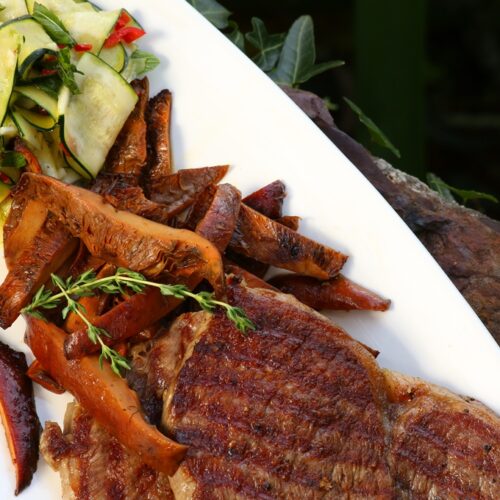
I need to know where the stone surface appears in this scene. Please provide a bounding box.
[284,87,500,343]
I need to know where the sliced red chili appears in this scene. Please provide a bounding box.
[0,173,13,185]
[115,10,132,30]
[74,43,93,52]
[104,27,145,48]
[57,44,66,49]
[59,143,70,156]
[40,68,57,76]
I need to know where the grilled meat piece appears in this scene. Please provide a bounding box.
[383,370,500,498]
[0,341,41,495]
[146,89,173,194]
[269,273,391,311]
[242,180,286,219]
[164,287,393,498]
[127,284,499,498]
[105,78,149,178]
[13,173,224,294]
[41,402,173,500]
[229,204,348,280]
[195,184,241,253]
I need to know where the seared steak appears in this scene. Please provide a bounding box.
[130,283,499,499]
[41,402,173,500]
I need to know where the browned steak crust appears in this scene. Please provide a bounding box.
[41,402,173,500]
[163,285,393,498]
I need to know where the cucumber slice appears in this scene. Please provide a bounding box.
[25,0,94,15]
[10,108,63,177]
[14,85,58,119]
[62,52,137,178]
[17,107,57,130]
[0,183,11,204]
[0,0,28,22]
[0,17,58,80]
[99,43,127,72]
[0,30,18,126]
[60,9,121,54]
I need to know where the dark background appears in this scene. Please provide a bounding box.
[224,0,500,218]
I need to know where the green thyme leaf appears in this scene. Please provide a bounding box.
[33,2,75,46]
[343,97,401,159]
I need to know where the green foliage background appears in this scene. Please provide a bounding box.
[189,0,500,217]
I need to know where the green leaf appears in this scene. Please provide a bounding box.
[187,0,231,29]
[57,47,81,95]
[121,49,160,82]
[245,17,285,72]
[33,2,75,46]
[270,16,314,86]
[299,60,344,82]
[226,21,244,51]
[0,5,6,13]
[427,173,498,206]
[270,15,342,86]
[0,151,26,168]
[343,97,401,159]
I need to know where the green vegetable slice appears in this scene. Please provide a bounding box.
[0,29,18,126]
[62,52,137,178]
[14,85,58,119]
[0,17,58,80]
[0,0,28,22]
[99,42,127,72]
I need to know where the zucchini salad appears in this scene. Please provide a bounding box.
[0,0,159,201]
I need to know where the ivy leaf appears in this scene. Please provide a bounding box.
[0,151,26,168]
[57,47,82,95]
[33,2,75,46]
[271,15,344,86]
[343,97,401,159]
[245,17,285,72]
[427,173,498,206]
[121,49,160,81]
[226,21,244,51]
[187,0,231,29]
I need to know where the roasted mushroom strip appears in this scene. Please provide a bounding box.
[26,317,187,476]
[0,341,40,495]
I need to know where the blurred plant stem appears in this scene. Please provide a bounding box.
[355,0,426,177]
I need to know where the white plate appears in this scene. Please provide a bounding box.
[1,0,499,498]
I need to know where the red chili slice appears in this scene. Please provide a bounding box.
[74,43,93,52]
[40,69,57,76]
[59,143,70,156]
[104,27,145,48]
[115,10,132,30]
[0,173,13,186]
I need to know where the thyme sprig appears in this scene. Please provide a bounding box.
[22,268,255,375]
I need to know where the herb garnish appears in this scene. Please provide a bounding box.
[33,2,76,47]
[22,267,255,376]
[0,151,26,168]
[57,47,82,95]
